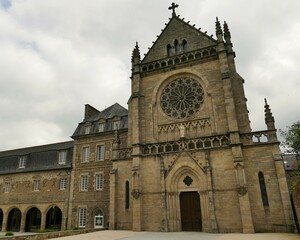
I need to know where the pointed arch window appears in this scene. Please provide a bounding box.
[125,181,130,209]
[167,44,172,57]
[258,171,269,207]
[174,39,180,54]
[182,39,188,53]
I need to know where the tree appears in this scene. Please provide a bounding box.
[280,120,300,154]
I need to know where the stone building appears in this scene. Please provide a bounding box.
[283,154,300,231]
[0,141,73,232]
[0,3,296,233]
[68,103,128,229]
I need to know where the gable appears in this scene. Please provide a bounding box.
[142,17,217,64]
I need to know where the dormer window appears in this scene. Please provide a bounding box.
[58,150,67,165]
[84,125,91,134]
[113,120,120,130]
[98,122,105,132]
[18,156,27,168]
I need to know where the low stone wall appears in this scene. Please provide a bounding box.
[1,228,107,240]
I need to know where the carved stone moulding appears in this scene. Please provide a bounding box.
[236,186,247,196]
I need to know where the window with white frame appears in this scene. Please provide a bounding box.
[33,180,40,191]
[82,147,90,162]
[95,174,103,191]
[112,120,120,130]
[4,182,11,193]
[84,125,91,134]
[59,178,67,190]
[18,156,27,168]
[94,210,104,228]
[58,150,67,164]
[98,122,105,132]
[96,145,105,161]
[81,175,88,191]
[78,208,87,228]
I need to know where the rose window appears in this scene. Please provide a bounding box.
[160,78,204,119]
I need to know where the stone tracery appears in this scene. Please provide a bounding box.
[160,78,204,119]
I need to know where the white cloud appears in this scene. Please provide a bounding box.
[0,0,299,150]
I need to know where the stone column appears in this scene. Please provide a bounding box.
[109,168,117,229]
[205,151,218,232]
[20,212,26,232]
[231,132,254,233]
[40,211,46,230]
[2,211,7,232]
[132,157,142,231]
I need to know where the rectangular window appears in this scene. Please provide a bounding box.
[82,147,90,162]
[78,208,87,228]
[59,178,67,190]
[4,182,11,193]
[81,175,88,191]
[33,180,40,191]
[96,145,105,161]
[95,174,103,191]
[98,123,105,132]
[84,125,91,134]
[58,150,67,164]
[18,156,27,168]
[113,120,120,130]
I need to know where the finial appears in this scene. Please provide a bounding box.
[223,21,231,42]
[215,17,223,42]
[264,98,275,129]
[168,2,179,17]
[131,41,140,62]
[131,42,141,73]
[264,98,277,140]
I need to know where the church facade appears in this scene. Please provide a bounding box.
[0,4,295,233]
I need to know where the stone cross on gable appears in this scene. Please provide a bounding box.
[168,2,179,16]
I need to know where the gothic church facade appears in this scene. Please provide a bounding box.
[0,4,295,233]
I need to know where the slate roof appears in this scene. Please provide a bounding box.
[283,154,300,171]
[0,141,74,175]
[72,103,128,138]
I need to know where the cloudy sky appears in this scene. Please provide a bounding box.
[0,0,299,151]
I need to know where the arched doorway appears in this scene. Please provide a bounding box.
[25,207,41,232]
[0,208,3,231]
[94,209,104,229]
[45,206,62,230]
[7,208,21,232]
[164,152,210,232]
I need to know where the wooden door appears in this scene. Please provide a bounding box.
[180,191,202,231]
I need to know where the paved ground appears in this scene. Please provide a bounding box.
[51,230,299,240]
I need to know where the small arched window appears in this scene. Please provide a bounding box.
[174,39,180,54]
[125,181,130,209]
[258,172,269,207]
[182,39,188,53]
[167,44,172,57]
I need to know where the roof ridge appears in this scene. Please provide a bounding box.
[0,140,74,157]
